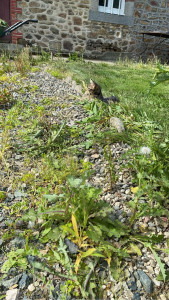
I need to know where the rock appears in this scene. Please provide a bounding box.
[15,219,27,229]
[127,277,137,291]
[14,190,24,198]
[6,288,19,300]
[15,155,23,160]
[7,193,14,200]
[27,283,35,292]
[19,272,31,289]
[109,212,118,222]
[0,221,7,229]
[109,117,125,133]
[64,238,79,254]
[153,278,161,287]
[160,294,167,300]
[2,274,22,288]
[91,153,100,159]
[132,293,141,300]
[137,270,154,293]
[11,237,26,248]
[27,255,36,265]
[28,221,35,229]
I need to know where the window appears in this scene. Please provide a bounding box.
[98,0,125,15]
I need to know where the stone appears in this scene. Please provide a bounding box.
[6,289,19,300]
[127,277,137,292]
[50,27,59,35]
[37,14,47,21]
[160,294,167,300]
[65,238,78,254]
[28,283,35,292]
[109,117,125,133]
[14,190,24,198]
[11,237,26,248]
[91,153,100,159]
[153,278,161,287]
[2,274,22,289]
[63,41,73,51]
[19,272,31,289]
[137,270,154,293]
[132,293,141,300]
[73,17,82,26]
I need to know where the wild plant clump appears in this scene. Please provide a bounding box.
[0,55,169,299]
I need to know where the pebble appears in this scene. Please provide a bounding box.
[160,294,167,300]
[153,278,161,287]
[27,283,35,292]
[6,288,19,300]
[132,293,141,300]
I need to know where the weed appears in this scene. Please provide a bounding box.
[0,87,14,108]
[68,52,84,62]
[15,47,31,75]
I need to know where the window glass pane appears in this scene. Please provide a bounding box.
[99,0,108,7]
[113,0,119,9]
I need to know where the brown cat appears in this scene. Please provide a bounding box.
[87,79,119,104]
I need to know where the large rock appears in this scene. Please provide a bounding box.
[110,117,125,133]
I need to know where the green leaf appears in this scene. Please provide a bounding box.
[156,271,169,282]
[43,194,59,202]
[47,227,61,241]
[150,247,166,282]
[67,176,83,188]
[41,227,51,237]
[128,243,142,256]
[81,248,96,258]
[86,224,102,242]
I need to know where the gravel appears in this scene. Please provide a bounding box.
[0,66,169,299]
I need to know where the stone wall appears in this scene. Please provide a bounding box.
[16,0,169,61]
[131,0,169,61]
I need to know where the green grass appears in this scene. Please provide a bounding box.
[51,58,169,144]
[0,51,169,299]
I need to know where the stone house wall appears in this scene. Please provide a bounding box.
[15,0,169,61]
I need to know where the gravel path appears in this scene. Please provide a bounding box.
[0,66,168,300]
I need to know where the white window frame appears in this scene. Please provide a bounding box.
[98,0,125,15]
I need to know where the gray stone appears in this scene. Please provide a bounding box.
[109,117,125,133]
[19,272,31,289]
[64,238,78,254]
[137,270,154,293]
[0,221,7,229]
[2,274,22,288]
[14,190,24,198]
[50,26,59,35]
[63,41,73,51]
[127,277,137,292]
[132,293,141,300]
[11,237,26,248]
